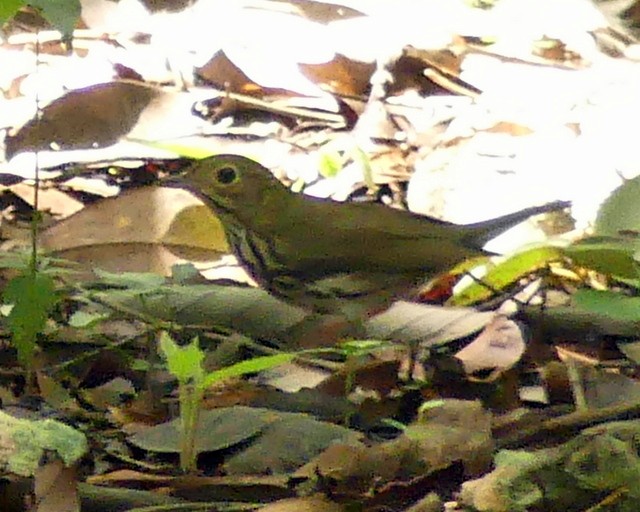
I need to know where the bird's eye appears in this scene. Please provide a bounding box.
[216,166,238,185]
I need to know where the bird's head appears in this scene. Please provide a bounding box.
[181,154,290,217]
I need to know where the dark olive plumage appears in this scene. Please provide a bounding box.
[182,154,569,317]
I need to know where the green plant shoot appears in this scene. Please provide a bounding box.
[158,331,294,472]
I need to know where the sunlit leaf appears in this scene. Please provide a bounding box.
[203,353,295,387]
[158,332,205,383]
[67,310,109,328]
[317,151,343,178]
[451,246,565,306]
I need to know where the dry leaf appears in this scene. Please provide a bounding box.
[455,315,525,379]
[40,187,228,274]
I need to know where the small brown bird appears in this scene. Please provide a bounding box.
[181,154,569,319]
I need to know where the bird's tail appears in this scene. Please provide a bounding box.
[460,200,571,248]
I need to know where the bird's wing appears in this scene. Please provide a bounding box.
[269,200,481,277]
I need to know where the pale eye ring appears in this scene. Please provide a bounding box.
[216,167,237,184]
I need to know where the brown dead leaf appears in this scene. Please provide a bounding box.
[6,81,209,159]
[172,474,291,498]
[299,54,374,97]
[6,81,157,158]
[40,187,228,274]
[296,400,493,496]
[259,495,346,512]
[87,469,174,488]
[316,359,401,397]
[197,50,268,96]
[280,0,363,23]
[34,459,80,512]
[532,36,583,64]
[8,183,83,218]
[455,315,525,380]
[36,373,80,412]
[486,121,534,136]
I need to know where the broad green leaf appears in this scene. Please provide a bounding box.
[130,407,361,475]
[573,289,640,322]
[0,0,24,23]
[223,411,361,475]
[30,0,81,39]
[158,332,204,383]
[451,245,565,306]
[203,353,294,387]
[595,174,640,236]
[566,237,640,280]
[93,284,307,345]
[130,358,151,371]
[128,406,272,454]
[3,271,58,367]
[353,146,375,191]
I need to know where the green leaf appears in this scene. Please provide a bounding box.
[158,332,204,384]
[353,146,375,191]
[128,406,270,454]
[171,263,200,284]
[0,0,24,23]
[202,353,294,388]
[595,175,640,237]
[29,0,81,39]
[68,310,108,328]
[3,271,58,368]
[573,289,640,322]
[317,151,343,178]
[94,269,166,290]
[451,245,566,306]
[566,237,640,280]
[93,284,307,344]
[338,339,387,356]
[130,358,151,371]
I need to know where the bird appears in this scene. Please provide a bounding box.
[179,154,569,320]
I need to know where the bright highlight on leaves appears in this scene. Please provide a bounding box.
[450,245,566,306]
[159,331,295,388]
[159,333,205,383]
[202,352,295,387]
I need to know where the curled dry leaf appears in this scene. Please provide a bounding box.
[40,186,228,274]
[6,80,209,159]
[454,315,525,379]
